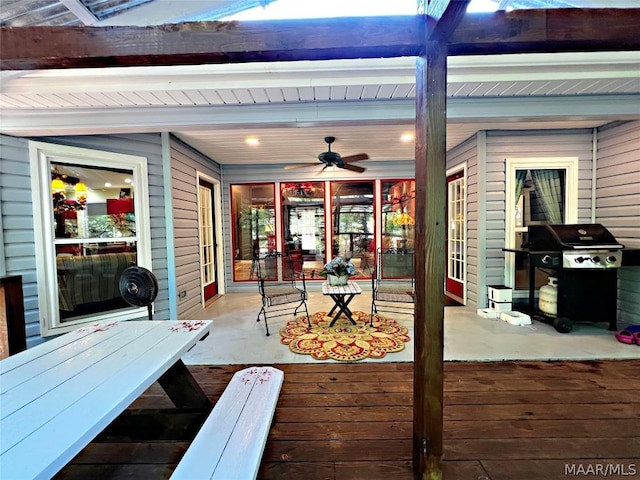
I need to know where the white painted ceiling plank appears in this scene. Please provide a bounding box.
[281,87,300,102]
[199,90,226,105]
[264,88,285,103]
[232,89,255,103]
[392,84,414,98]
[249,89,270,103]
[361,85,380,99]
[298,87,315,101]
[314,86,331,101]
[376,85,397,98]
[216,90,239,104]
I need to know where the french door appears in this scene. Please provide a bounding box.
[199,179,218,301]
[446,170,465,301]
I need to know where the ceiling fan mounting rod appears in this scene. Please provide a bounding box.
[324,136,336,150]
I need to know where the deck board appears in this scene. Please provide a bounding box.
[56,360,640,480]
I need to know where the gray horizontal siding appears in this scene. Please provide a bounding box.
[169,135,221,319]
[596,120,640,326]
[483,129,596,296]
[0,135,40,347]
[447,134,478,306]
[0,133,168,347]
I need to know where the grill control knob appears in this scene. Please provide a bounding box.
[591,256,601,263]
[541,255,552,265]
[575,257,585,263]
[606,255,617,263]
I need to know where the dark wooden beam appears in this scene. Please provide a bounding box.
[425,0,473,41]
[0,16,425,70]
[449,8,640,55]
[2,9,637,70]
[413,39,448,480]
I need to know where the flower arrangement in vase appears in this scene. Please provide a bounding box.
[320,257,356,286]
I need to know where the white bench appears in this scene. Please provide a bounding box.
[171,366,284,480]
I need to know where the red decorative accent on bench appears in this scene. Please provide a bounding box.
[169,320,207,333]
[240,367,273,385]
[76,322,118,333]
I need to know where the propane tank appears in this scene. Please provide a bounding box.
[538,276,558,317]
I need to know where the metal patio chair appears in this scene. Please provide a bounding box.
[256,251,310,336]
[370,247,415,325]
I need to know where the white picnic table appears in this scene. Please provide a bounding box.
[0,319,212,480]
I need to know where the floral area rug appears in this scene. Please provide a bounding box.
[279,311,410,362]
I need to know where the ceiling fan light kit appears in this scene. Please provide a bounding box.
[284,136,370,173]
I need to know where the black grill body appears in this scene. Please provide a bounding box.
[512,224,625,333]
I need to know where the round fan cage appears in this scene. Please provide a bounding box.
[119,266,159,319]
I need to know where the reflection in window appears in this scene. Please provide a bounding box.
[281,183,326,279]
[51,162,138,322]
[381,180,415,251]
[331,181,374,277]
[514,169,566,291]
[231,184,275,281]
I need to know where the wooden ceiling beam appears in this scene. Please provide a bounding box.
[0,16,425,70]
[1,9,639,71]
[425,0,472,41]
[449,8,640,55]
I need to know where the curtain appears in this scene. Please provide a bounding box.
[514,169,527,206]
[531,169,564,224]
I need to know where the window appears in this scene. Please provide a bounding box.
[29,141,152,336]
[505,157,579,292]
[331,181,375,278]
[381,180,415,251]
[230,183,276,281]
[281,182,325,279]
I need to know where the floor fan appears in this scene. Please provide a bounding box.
[119,266,159,320]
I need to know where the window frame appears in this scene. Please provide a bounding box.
[29,141,152,337]
[504,156,579,290]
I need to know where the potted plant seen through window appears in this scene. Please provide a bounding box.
[320,257,356,286]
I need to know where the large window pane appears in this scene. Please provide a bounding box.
[381,180,415,251]
[51,163,139,323]
[331,181,374,277]
[231,183,275,281]
[281,182,325,279]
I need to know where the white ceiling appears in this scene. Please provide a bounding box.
[1,53,639,166]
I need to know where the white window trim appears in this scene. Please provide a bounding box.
[504,156,579,289]
[29,141,152,337]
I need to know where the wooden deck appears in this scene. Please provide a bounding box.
[57,360,640,480]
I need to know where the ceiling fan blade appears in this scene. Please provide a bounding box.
[341,153,369,163]
[284,163,320,170]
[341,163,366,173]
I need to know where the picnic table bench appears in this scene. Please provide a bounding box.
[171,365,284,480]
[0,319,212,479]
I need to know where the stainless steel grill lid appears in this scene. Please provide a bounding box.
[525,224,623,250]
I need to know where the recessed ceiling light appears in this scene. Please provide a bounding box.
[104,182,112,187]
[245,137,260,146]
[124,178,132,184]
[401,132,415,143]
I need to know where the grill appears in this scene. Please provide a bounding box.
[526,223,624,270]
[516,224,625,333]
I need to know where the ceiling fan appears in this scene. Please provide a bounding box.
[284,136,369,173]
